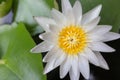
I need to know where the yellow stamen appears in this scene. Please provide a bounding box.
[58,25,87,55]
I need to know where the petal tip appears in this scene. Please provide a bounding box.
[30,49,33,53]
[107,25,112,30]
[111,48,116,52]
[43,67,50,74]
[84,76,90,80]
[33,16,39,21]
[30,48,39,53]
[98,4,102,10]
[51,8,56,12]
[102,65,110,70]
[30,48,36,53]
[60,75,64,79]
[75,0,81,4]
[105,66,110,70]
[42,58,46,62]
[117,34,120,39]
[82,71,90,80]
[34,16,45,22]
[43,70,47,75]
[95,4,102,13]
[39,34,42,39]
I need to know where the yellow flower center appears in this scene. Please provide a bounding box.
[58,25,87,55]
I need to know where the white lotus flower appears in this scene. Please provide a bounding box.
[31,0,120,80]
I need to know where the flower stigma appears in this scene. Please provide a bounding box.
[58,25,87,55]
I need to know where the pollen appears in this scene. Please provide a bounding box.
[58,25,87,55]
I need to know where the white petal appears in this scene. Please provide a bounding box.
[82,48,99,66]
[43,47,58,62]
[61,0,72,15]
[60,55,71,79]
[44,50,66,70]
[69,67,80,80]
[79,56,90,79]
[73,1,82,24]
[88,25,112,42]
[39,32,57,43]
[34,17,56,32]
[71,55,79,77]
[49,24,60,34]
[88,34,104,42]
[44,59,55,74]
[89,42,115,52]
[53,50,66,68]
[94,52,109,70]
[103,32,120,42]
[43,48,64,74]
[51,9,67,27]
[83,17,100,32]
[81,5,102,25]
[89,25,112,35]
[61,0,75,24]
[66,9,75,25]
[30,41,53,53]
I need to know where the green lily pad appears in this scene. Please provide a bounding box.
[13,0,55,35]
[0,23,46,80]
[70,0,120,32]
[0,0,12,17]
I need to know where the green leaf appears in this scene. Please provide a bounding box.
[0,23,46,80]
[13,0,55,35]
[0,0,12,17]
[70,0,120,32]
